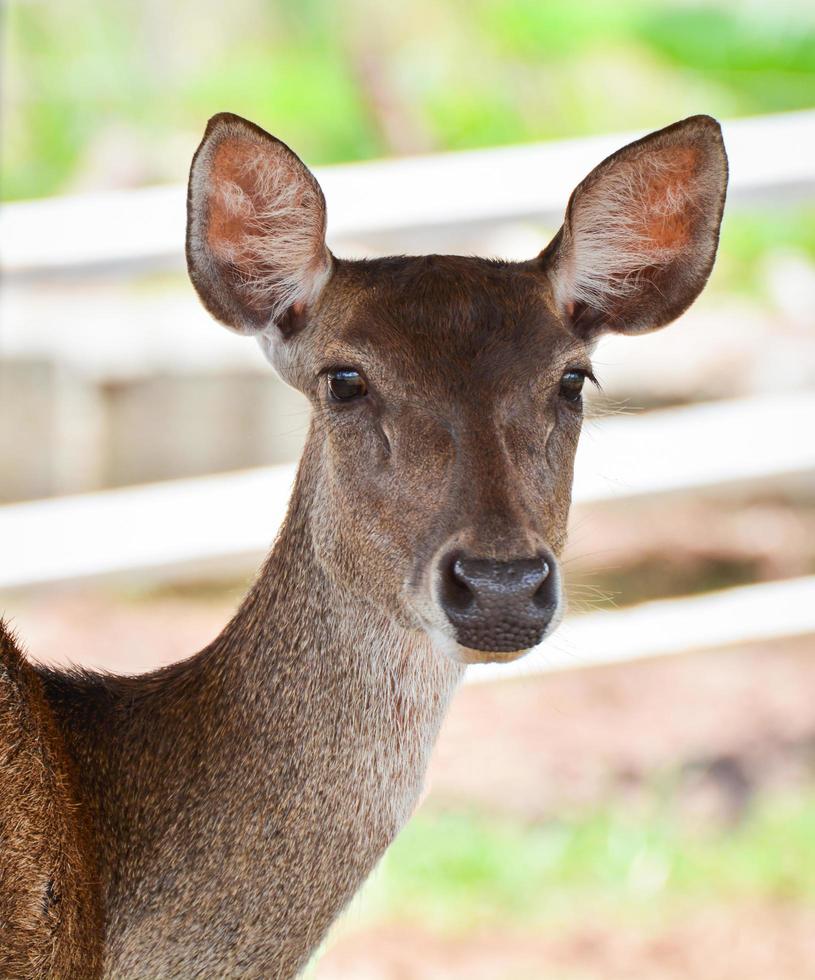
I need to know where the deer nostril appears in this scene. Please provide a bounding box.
[441,554,477,613]
[532,562,552,606]
[439,553,553,609]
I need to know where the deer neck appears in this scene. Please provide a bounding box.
[43,451,463,976]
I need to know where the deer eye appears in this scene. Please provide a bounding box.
[559,369,587,404]
[327,368,367,402]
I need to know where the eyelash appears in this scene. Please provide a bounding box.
[559,367,598,405]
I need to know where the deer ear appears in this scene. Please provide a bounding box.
[541,115,728,337]
[186,113,332,337]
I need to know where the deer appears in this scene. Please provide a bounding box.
[0,113,727,978]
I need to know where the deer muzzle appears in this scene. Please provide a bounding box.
[436,550,561,658]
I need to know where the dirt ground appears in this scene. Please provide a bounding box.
[315,903,815,980]
[5,591,815,979]
[428,635,815,822]
[316,633,815,980]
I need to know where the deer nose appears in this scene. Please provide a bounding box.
[438,552,560,654]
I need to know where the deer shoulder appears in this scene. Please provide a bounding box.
[0,622,103,979]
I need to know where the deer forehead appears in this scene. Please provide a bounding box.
[305,255,583,388]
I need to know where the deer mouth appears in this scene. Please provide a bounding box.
[420,595,564,667]
[425,625,551,666]
[451,642,538,666]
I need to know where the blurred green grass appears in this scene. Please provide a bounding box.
[348,792,815,935]
[2,1,815,303]
[3,0,815,200]
[715,208,815,297]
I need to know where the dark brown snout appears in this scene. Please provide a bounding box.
[438,552,560,653]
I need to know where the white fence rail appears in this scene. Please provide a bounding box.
[3,110,814,279]
[468,574,815,682]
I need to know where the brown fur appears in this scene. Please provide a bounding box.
[0,113,727,976]
[0,624,103,978]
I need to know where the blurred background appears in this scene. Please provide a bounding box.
[2,1,815,977]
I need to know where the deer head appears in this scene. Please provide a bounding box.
[186,113,727,665]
